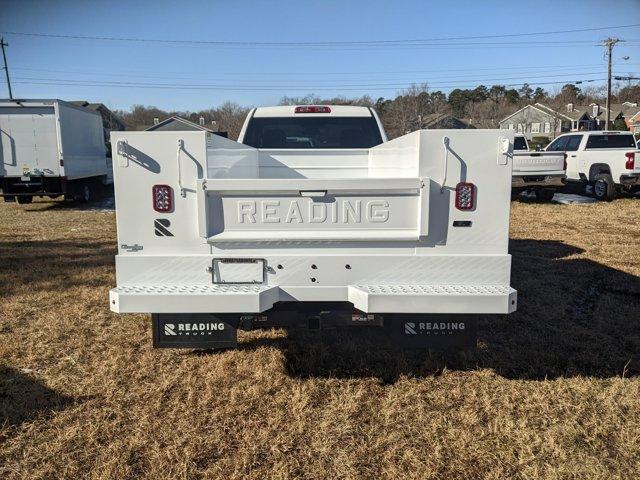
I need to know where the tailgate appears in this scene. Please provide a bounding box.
[197,177,428,242]
[512,152,564,174]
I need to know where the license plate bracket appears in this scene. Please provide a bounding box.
[212,258,265,284]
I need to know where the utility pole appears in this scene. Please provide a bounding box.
[1,37,12,100]
[603,37,619,129]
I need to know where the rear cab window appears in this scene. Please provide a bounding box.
[564,135,583,151]
[585,134,636,149]
[513,137,528,151]
[243,116,383,149]
[546,136,569,151]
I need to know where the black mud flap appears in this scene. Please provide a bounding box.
[390,315,477,349]
[152,314,239,349]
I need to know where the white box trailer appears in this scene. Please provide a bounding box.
[0,99,109,203]
[109,105,517,349]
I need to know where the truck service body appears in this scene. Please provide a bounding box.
[0,99,109,203]
[511,134,566,201]
[109,105,517,348]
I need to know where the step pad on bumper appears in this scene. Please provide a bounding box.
[110,284,279,313]
[347,285,517,314]
[110,284,517,314]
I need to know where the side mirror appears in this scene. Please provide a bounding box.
[535,145,542,151]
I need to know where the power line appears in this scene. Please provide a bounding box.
[12,71,620,89]
[9,67,614,85]
[11,63,623,79]
[1,24,639,47]
[11,71,619,88]
[13,77,608,92]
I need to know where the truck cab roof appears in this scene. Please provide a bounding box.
[555,130,634,138]
[252,105,374,118]
[238,105,387,147]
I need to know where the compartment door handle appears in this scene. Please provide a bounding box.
[299,190,327,197]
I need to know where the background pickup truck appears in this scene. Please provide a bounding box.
[511,134,566,201]
[545,131,640,201]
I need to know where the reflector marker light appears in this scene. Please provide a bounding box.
[294,106,331,114]
[625,152,635,170]
[152,184,173,212]
[455,182,475,211]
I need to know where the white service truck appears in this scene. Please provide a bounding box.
[545,131,640,201]
[109,105,517,349]
[0,99,109,204]
[511,134,566,201]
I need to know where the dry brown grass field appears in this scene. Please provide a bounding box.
[1,196,639,479]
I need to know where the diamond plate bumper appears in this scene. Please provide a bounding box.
[110,283,517,314]
[110,284,280,313]
[348,284,517,313]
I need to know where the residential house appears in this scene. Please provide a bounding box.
[499,101,639,139]
[622,104,640,134]
[499,104,573,140]
[420,113,471,130]
[145,116,228,137]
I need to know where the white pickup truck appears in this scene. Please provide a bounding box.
[109,105,517,349]
[545,131,640,201]
[511,134,566,201]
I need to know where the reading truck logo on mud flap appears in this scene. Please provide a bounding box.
[404,321,466,335]
[163,322,225,336]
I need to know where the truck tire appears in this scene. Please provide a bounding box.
[17,195,33,204]
[535,189,555,202]
[78,184,92,203]
[593,173,615,201]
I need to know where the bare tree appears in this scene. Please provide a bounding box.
[213,102,250,140]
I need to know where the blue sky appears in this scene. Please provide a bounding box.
[1,0,639,111]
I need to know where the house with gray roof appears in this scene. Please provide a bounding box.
[145,116,228,137]
[499,104,572,140]
[420,113,471,130]
[499,101,639,140]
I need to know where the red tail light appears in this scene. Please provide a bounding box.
[294,106,331,114]
[625,152,635,170]
[563,153,568,171]
[455,182,475,210]
[152,184,173,212]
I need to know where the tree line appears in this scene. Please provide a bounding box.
[114,83,640,140]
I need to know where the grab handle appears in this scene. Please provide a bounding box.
[441,136,450,193]
[177,138,185,197]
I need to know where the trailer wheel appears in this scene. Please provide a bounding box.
[593,174,615,201]
[17,195,33,204]
[78,184,92,203]
[534,189,555,202]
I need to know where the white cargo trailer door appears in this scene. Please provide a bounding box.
[198,177,429,242]
[0,106,59,177]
